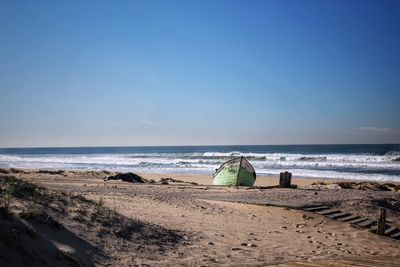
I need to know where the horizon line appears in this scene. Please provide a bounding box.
[1,143,399,150]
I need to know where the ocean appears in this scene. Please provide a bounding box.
[0,144,399,181]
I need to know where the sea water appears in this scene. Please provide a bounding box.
[0,144,399,181]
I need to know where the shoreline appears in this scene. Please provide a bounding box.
[2,167,399,186]
[1,143,399,183]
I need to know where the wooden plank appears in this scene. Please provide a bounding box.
[338,215,359,222]
[377,208,386,235]
[303,206,329,212]
[327,212,351,219]
[357,220,376,228]
[391,232,400,239]
[349,217,368,224]
[199,197,314,209]
[384,226,398,236]
[316,209,341,215]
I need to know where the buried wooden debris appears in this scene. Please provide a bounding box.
[391,232,400,239]
[384,226,398,236]
[349,217,368,224]
[303,206,329,212]
[327,212,351,219]
[357,220,376,228]
[301,205,399,241]
[316,209,341,215]
[337,215,359,222]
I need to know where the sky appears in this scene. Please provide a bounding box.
[0,0,399,147]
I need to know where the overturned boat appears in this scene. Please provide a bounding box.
[213,156,256,186]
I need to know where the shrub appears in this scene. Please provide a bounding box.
[0,175,43,200]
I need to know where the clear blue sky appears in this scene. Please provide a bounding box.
[0,0,399,147]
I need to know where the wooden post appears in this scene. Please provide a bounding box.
[279,172,292,188]
[377,208,386,235]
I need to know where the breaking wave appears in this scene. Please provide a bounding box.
[0,145,399,181]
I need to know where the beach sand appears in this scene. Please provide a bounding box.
[1,169,400,266]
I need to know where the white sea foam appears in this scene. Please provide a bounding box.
[0,150,399,182]
[202,151,399,163]
[385,150,400,156]
[255,168,400,182]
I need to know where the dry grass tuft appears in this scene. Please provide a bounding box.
[311,181,327,185]
[336,181,400,191]
[20,208,63,229]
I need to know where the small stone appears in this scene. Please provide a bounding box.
[208,242,214,245]
[240,242,248,246]
[247,243,257,247]
[296,223,306,228]
[231,247,242,251]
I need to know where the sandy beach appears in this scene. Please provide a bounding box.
[1,168,400,266]
[2,0,399,265]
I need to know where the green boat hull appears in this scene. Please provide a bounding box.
[213,157,256,186]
